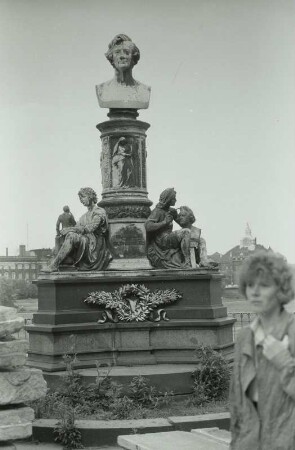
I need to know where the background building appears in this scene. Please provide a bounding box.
[209,224,270,286]
[0,245,52,281]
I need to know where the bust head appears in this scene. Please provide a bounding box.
[105,34,140,71]
[96,34,150,109]
[178,206,196,228]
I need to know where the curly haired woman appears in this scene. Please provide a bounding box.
[230,251,295,449]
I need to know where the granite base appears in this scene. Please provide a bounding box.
[27,269,234,372]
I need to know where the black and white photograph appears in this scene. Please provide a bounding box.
[0,1,294,449]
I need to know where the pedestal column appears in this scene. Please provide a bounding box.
[97,109,152,269]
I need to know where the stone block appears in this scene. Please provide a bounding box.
[0,406,34,441]
[115,329,150,349]
[117,430,229,449]
[150,327,216,348]
[0,307,24,338]
[0,368,47,405]
[0,339,28,368]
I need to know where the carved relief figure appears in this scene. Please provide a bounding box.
[145,188,191,269]
[45,188,112,272]
[112,137,135,187]
[177,206,218,268]
[111,224,145,258]
[96,34,151,109]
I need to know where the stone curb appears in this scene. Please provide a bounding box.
[33,412,230,447]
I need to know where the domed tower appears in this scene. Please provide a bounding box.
[240,223,256,250]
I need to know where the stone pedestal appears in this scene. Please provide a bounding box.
[27,269,234,372]
[97,109,152,270]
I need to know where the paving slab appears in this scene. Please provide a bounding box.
[118,430,229,449]
[191,427,231,444]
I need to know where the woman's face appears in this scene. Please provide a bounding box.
[246,275,279,315]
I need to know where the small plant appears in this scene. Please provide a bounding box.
[128,375,158,407]
[110,395,135,419]
[128,375,173,409]
[54,405,84,449]
[191,345,230,405]
[189,382,209,406]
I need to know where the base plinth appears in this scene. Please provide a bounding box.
[27,269,234,372]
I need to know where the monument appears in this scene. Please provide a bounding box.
[27,34,234,394]
[95,34,152,270]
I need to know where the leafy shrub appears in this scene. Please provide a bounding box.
[191,345,230,405]
[0,279,37,307]
[14,280,38,299]
[0,278,15,307]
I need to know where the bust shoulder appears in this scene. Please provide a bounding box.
[96,78,151,109]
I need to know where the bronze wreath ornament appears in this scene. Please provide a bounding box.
[84,284,182,323]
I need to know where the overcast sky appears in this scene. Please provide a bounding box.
[0,0,294,262]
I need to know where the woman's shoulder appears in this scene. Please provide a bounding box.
[235,325,253,346]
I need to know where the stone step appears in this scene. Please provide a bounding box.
[117,430,229,449]
[44,364,198,394]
